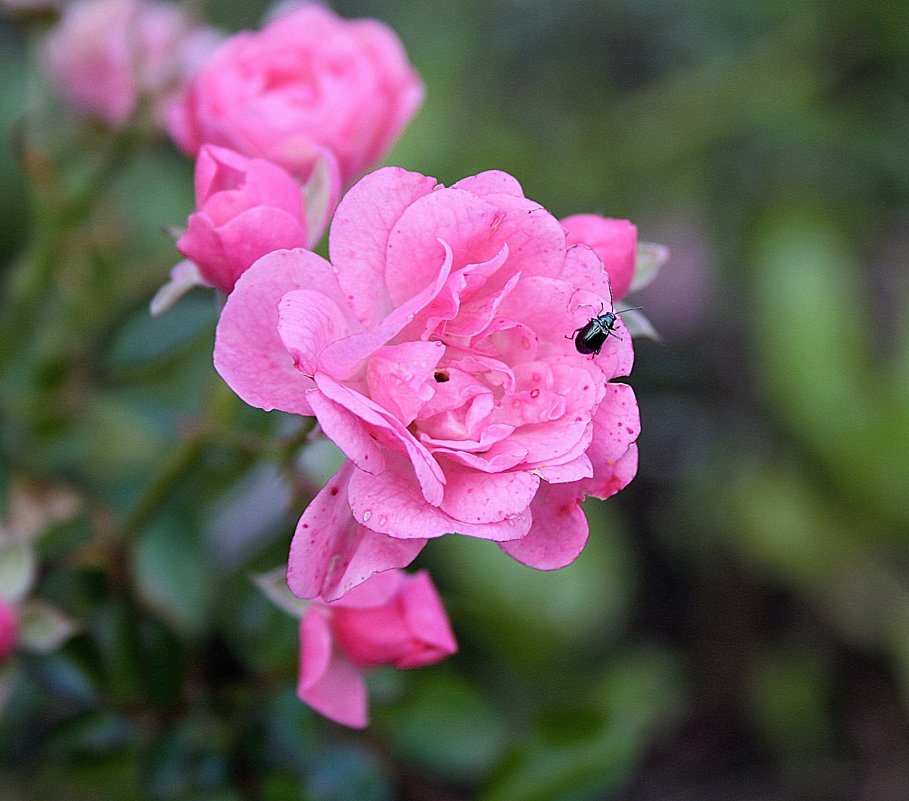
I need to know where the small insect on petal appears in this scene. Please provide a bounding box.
[571,311,619,356]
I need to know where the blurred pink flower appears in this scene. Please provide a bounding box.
[166,3,423,196]
[175,145,309,293]
[41,0,221,129]
[0,601,16,662]
[298,569,456,728]
[561,214,637,303]
[215,167,640,601]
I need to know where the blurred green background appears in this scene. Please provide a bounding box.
[1,1,908,799]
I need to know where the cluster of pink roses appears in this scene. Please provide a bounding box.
[38,0,650,728]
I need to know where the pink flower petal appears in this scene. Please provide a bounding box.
[319,239,454,377]
[315,374,445,506]
[330,166,438,326]
[298,606,332,688]
[452,170,525,198]
[287,462,426,601]
[397,570,458,668]
[581,382,640,499]
[214,249,356,416]
[439,464,540,525]
[499,481,589,570]
[306,392,385,476]
[195,144,247,200]
[298,612,368,728]
[278,289,355,377]
[559,242,614,308]
[347,457,531,541]
[561,214,637,302]
[384,187,501,306]
[328,569,403,610]
[366,341,445,426]
[533,454,593,483]
[461,191,567,281]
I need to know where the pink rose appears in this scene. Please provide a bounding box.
[167,3,423,194]
[175,145,309,293]
[215,167,640,601]
[0,600,17,662]
[561,215,637,303]
[41,0,221,129]
[297,569,456,728]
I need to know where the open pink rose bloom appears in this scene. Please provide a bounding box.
[167,3,423,192]
[298,569,456,728]
[215,167,640,601]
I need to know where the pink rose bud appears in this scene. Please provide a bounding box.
[166,3,424,190]
[297,570,456,728]
[215,167,641,602]
[176,144,309,293]
[41,0,221,129]
[561,214,638,303]
[0,600,17,662]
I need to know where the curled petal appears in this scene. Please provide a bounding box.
[367,341,445,426]
[315,374,445,506]
[278,290,355,377]
[287,462,426,601]
[306,392,385,476]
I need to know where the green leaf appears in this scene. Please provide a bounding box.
[45,710,133,758]
[480,647,683,801]
[134,521,214,638]
[378,670,509,782]
[752,208,909,527]
[305,745,394,801]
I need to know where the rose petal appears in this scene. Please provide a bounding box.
[330,166,438,326]
[366,341,445,426]
[453,170,525,198]
[315,374,445,506]
[561,214,637,302]
[398,571,458,668]
[298,611,368,728]
[499,481,589,570]
[306,392,385,476]
[439,464,540,525]
[287,462,425,601]
[278,289,355,377]
[347,458,531,541]
[384,187,501,306]
[214,249,358,415]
